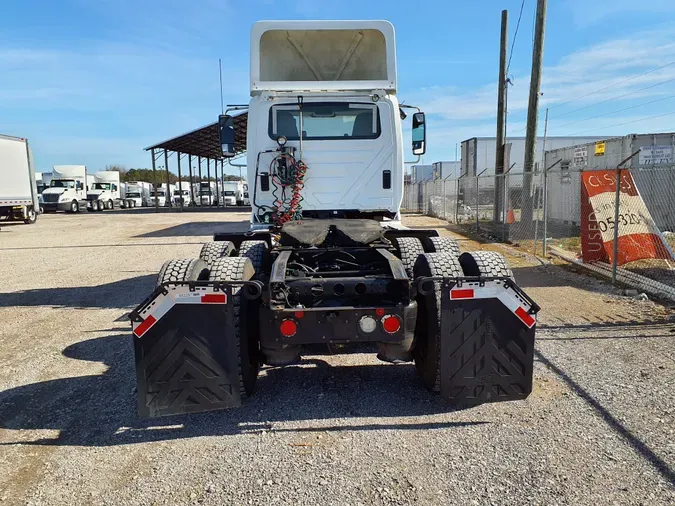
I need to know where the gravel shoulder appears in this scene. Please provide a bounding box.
[0,211,673,505]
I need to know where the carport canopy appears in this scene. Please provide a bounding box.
[145,111,248,159]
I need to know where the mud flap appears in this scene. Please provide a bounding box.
[130,283,245,418]
[438,279,539,405]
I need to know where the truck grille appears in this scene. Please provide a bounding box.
[42,194,60,203]
[87,194,99,201]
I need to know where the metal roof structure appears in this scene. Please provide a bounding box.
[145,112,248,159]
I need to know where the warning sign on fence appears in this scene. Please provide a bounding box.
[580,170,674,265]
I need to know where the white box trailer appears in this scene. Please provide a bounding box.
[0,134,39,224]
[40,165,87,213]
[545,133,675,231]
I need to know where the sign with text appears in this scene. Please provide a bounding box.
[639,145,673,165]
[580,170,674,265]
[594,142,605,156]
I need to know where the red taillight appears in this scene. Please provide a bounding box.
[294,311,305,319]
[382,315,402,334]
[375,308,385,316]
[280,319,297,337]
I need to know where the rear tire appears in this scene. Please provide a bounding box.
[156,258,209,287]
[412,253,463,392]
[238,240,269,276]
[208,256,258,397]
[107,200,114,210]
[200,241,235,267]
[69,200,79,213]
[458,251,513,279]
[23,208,37,224]
[393,237,425,278]
[423,236,460,257]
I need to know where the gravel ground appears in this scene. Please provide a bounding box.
[0,210,674,505]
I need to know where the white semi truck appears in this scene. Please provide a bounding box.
[151,183,174,207]
[0,134,39,224]
[131,20,540,418]
[124,181,152,207]
[40,165,87,213]
[35,172,52,195]
[221,181,240,206]
[87,171,123,211]
[198,181,219,206]
[173,184,193,206]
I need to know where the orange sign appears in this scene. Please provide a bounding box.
[580,170,674,265]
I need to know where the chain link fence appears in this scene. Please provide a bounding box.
[403,164,675,295]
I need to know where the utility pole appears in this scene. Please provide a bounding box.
[494,9,508,224]
[522,0,547,225]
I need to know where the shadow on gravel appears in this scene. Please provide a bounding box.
[0,275,154,309]
[0,242,205,251]
[535,349,675,487]
[0,334,483,448]
[134,221,248,238]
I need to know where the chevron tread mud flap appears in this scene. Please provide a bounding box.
[428,277,539,405]
[129,282,259,418]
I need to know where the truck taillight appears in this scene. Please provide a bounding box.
[381,315,402,334]
[280,319,297,337]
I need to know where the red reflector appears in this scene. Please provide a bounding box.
[515,307,535,328]
[451,289,474,299]
[280,319,297,337]
[201,293,227,304]
[375,308,385,316]
[294,311,305,319]
[382,315,401,334]
[134,315,157,337]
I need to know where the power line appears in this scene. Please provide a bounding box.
[550,75,675,119]
[548,60,675,112]
[566,110,675,136]
[506,0,526,74]
[555,93,675,130]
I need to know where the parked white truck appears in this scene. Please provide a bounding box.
[130,20,540,418]
[173,184,193,206]
[198,181,219,206]
[40,165,87,213]
[87,171,123,211]
[0,134,39,224]
[35,172,52,195]
[124,181,152,207]
[151,183,174,207]
[221,181,240,206]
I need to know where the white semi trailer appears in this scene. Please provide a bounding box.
[0,134,39,224]
[40,165,87,213]
[131,20,540,418]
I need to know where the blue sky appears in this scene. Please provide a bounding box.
[2,0,675,174]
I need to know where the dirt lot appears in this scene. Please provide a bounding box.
[0,211,674,505]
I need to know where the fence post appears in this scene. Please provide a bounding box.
[611,166,621,284]
[542,168,548,257]
[475,176,480,233]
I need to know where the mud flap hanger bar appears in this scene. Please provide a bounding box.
[129,280,264,324]
[416,276,539,312]
[416,276,540,330]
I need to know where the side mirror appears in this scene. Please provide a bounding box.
[219,114,236,158]
[412,112,426,156]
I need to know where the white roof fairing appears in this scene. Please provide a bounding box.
[250,20,397,94]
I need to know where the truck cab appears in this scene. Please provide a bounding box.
[87,171,121,211]
[221,21,422,228]
[198,181,218,206]
[124,181,151,207]
[40,165,88,213]
[221,181,239,206]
